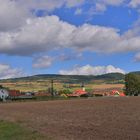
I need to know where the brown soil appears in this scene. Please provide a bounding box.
[0,97,140,140]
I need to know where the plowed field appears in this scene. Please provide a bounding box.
[0,97,140,140]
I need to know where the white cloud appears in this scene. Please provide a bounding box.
[0,0,126,32]
[95,3,106,13]
[86,0,125,14]
[75,8,83,15]
[0,15,140,57]
[0,0,84,31]
[0,16,76,55]
[59,65,125,75]
[33,55,53,69]
[101,0,125,6]
[0,0,136,33]
[129,0,140,14]
[0,64,25,79]
[134,52,140,62]
[58,53,82,61]
[14,0,84,11]
[65,0,85,7]
[0,0,29,31]
[129,0,140,8]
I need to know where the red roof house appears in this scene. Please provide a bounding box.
[110,90,126,97]
[67,89,88,97]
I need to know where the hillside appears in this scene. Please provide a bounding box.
[0,73,125,84]
[0,73,125,92]
[130,71,140,75]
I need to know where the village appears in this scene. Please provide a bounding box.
[0,80,126,102]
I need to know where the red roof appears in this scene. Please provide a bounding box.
[110,90,126,96]
[67,89,87,97]
[119,93,126,96]
[110,90,120,95]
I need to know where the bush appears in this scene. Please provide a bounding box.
[58,89,72,95]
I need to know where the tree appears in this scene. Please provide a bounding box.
[125,73,140,96]
[58,89,72,95]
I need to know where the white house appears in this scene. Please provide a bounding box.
[0,89,9,101]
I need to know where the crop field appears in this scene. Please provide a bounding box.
[0,80,124,92]
[0,97,140,140]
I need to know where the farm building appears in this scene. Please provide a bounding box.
[8,90,20,97]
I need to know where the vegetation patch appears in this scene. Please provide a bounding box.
[125,73,140,96]
[0,120,48,140]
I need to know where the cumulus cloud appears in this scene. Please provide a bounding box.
[0,0,84,31]
[134,52,140,62]
[0,1,140,60]
[0,16,139,56]
[86,0,125,14]
[75,8,83,15]
[0,16,75,55]
[33,55,53,69]
[0,0,137,33]
[129,0,140,14]
[58,52,82,61]
[59,65,125,75]
[14,0,84,12]
[0,64,25,79]
[0,0,29,31]
[0,0,126,31]
[129,0,140,8]
[0,15,140,57]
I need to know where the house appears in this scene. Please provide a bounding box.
[67,89,89,97]
[0,88,9,101]
[110,90,126,97]
[8,90,20,97]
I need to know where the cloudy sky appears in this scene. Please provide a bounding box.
[0,0,140,78]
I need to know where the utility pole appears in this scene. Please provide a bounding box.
[51,80,54,96]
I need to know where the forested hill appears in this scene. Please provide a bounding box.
[0,73,125,84]
[130,71,140,75]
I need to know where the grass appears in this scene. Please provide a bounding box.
[0,120,49,140]
[0,81,124,92]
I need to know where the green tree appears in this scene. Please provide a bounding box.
[58,89,72,95]
[125,73,140,96]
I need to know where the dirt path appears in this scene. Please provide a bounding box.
[0,97,140,140]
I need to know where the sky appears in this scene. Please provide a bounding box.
[0,0,140,79]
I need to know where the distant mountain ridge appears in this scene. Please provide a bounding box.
[0,73,125,84]
[130,71,140,75]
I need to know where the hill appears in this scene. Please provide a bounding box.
[130,71,140,75]
[0,73,125,84]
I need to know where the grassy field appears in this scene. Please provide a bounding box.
[0,81,63,92]
[0,80,124,92]
[0,121,48,140]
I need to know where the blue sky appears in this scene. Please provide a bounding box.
[0,0,140,78]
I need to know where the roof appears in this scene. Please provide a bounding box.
[74,89,87,94]
[67,89,88,97]
[119,93,126,96]
[110,90,120,95]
